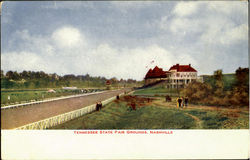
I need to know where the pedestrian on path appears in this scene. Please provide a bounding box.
[184,96,188,107]
[177,97,182,108]
[181,97,184,108]
[96,102,100,111]
[99,101,102,110]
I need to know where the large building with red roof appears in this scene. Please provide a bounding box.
[144,64,198,88]
[144,66,171,85]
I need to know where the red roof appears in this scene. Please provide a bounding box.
[145,66,169,79]
[169,64,197,72]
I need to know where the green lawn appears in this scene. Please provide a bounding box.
[51,101,196,129]
[184,109,249,129]
[134,86,179,96]
[50,96,248,129]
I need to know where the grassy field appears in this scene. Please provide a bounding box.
[51,95,249,129]
[134,85,179,96]
[1,88,103,105]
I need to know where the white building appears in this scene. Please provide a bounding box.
[167,64,197,88]
[145,64,198,88]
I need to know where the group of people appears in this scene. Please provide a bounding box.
[177,96,188,108]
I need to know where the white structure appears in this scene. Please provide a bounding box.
[167,64,197,88]
[62,87,77,90]
[145,64,198,88]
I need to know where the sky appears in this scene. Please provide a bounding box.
[1,1,248,80]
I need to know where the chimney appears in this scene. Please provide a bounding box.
[189,64,191,67]
[176,63,179,67]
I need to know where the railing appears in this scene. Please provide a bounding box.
[14,91,133,130]
[1,90,109,110]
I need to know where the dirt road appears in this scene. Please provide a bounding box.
[1,89,131,129]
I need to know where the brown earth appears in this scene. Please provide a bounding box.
[1,89,131,129]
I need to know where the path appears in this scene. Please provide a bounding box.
[184,113,202,128]
[152,98,248,113]
[150,97,248,129]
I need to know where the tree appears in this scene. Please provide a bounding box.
[1,70,4,78]
[21,70,29,79]
[110,77,118,84]
[235,67,249,88]
[6,71,14,79]
[213,69,224,97]
[13,71,21,80]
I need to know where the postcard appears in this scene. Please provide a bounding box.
[1,1,249,159]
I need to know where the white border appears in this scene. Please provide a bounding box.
[1,130,249,159]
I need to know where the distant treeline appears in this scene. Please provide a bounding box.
[1,70,141,89]
[182,67,249,106]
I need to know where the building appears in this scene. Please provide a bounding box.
[144,66,170,85]
[144,64,198,88]
[167,64,197,88]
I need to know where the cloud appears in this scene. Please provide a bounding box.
[207,1,248,16]
[52,26,86,49]
[199,17,247,45]
[1,51,46,71]
[41,1,95,10]
[2,26,198,80]
[1,1,248,80]
[217,24,248,45]
[161,1,248,46]
[173,2,202,17]
[110,1,155,9]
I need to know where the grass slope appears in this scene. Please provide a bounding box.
[52,101,196,129]
[51,96,248,129]
[134,86,179,95]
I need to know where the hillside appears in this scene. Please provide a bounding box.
[201,73,236,90]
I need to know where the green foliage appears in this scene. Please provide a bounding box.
[186,109,226,129]
[223,74,236,91]
[182,81,213,104]
[1,70,140,89]
[213,69,224,97]
[184,68,249,107]
[203,74,236,91]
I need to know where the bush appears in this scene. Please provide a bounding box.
[182,81,213,103]
[182,79,249,107]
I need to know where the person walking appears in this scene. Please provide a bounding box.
[116,94,120,100]
[96,102,100,111]
[184,96,188,108]
[99,101,103,110]
[181,97,184,108]
[177,97,182,108]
